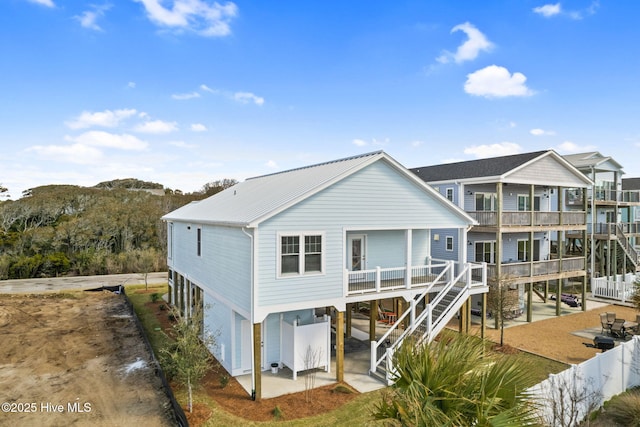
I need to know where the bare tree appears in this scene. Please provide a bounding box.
[302,345,324,403]
[542,366,603,427]
[486,274,520,346]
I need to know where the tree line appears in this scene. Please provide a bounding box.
[0,178,236,279]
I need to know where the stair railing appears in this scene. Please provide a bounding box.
[370,261,480,384]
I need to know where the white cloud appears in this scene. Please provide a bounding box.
[352,139,367,147]
[172,91,201,100]
[233,92,264,105]
[128,81,136,89]
[27,143,103,164]
[67,131,149,150]
[74,4,112,31]
[134,0,238,37]
[436,22,493,64]
[533,2,599,20]
[555,141,596,153]
[27,0,55,7]
[411,140,424,148]
[464,65,535,98]
[66,109,138,129]
[190,123,207,132]
[530,128,556,136]
[133,120,178,134]
[533,3,561,17]
[200,84,218,93]
[265,160,278,169]
[464,142,523,158]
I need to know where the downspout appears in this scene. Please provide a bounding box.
[241,227,256,400]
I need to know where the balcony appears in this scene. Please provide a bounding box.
[345,260,486,297]
[485,257,585,281]
[588,189,640,204]
[469,211,586,228]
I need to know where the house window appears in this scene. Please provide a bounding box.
[196,227,202,256]
[281,236,300,274]
[517,195,530,211]
[305,235,322,273]
[475,241,494,263]
[446,188,454,202]
[279,233,324,276]
[475,192,496,211]
[517,240,528,261]
[446,236,454,251]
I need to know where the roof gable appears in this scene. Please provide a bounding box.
[410,151,547,182]
[411,150,590,187]
[163,151,474,227]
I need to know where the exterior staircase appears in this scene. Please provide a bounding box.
[370,261,486,384]
[614,224,639,272]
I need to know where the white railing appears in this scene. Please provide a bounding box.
[591,273,637,302]
[370,261,488,384]
[527,336,640,427]
[346,260,450,296]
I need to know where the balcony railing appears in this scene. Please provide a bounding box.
[587,188,640,203]
[486,257,585,279]
[589,222,640,235]
[469,211,586,227]
[345,260,486,296]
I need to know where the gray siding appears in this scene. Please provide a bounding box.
[510,155,587,187]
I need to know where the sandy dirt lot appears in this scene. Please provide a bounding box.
[0,291,176,427]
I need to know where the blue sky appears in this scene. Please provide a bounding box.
[2,0,639,199]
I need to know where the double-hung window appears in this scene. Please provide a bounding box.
[279,233,324,276]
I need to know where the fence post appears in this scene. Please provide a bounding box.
[376,266,381,292]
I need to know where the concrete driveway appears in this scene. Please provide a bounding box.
[0,272,168,294]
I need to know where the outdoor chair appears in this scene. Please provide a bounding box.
[600,313,610,334]
[606,312,616,325]
[609,319,627,339]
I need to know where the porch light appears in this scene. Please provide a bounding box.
[468,241,473,246]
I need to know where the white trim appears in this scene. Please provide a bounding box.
[445,236,454,252]
[276,231,326,279]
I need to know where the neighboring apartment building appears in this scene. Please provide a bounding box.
[162,151,487,397]
[564,152,640,278]
[411,150,592,321]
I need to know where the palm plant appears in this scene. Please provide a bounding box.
[372,331,542,426]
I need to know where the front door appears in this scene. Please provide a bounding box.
[347,234,367,271]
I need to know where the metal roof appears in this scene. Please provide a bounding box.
[163,150,462,227]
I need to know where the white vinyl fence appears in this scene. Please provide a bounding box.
[527,336,640,427]
[280,315,331,380]
[591,273,637,302]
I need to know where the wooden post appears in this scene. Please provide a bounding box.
[369,300,377,342]
[346,303,352,338]
[336,310,344,382]
[458,300,467,333]
[481,293,487,339]
[582,275,587,312]
[527,282,533,322]
[253,323,262,401]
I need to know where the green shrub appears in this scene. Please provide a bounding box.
[150,292,162,303]
[272,405,284,420]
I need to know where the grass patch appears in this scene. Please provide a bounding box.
[126,283,171,353]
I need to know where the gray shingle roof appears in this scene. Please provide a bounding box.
[410,150,549,182]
